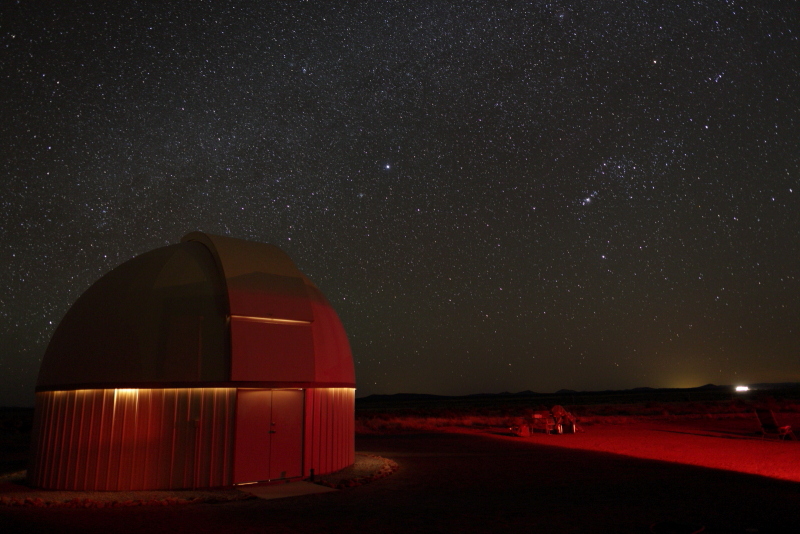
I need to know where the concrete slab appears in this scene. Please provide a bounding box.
[240,481,337,500]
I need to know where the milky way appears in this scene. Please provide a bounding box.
[2,1,799,405]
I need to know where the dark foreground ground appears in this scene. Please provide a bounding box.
[2,425,798,534]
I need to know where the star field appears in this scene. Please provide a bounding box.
[2,1,799,405]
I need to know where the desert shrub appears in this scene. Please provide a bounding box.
[642,402,670,416]
[781,402,800,413]
[355,413,526,434]
[567,406,591,419]
[354,394,800,434]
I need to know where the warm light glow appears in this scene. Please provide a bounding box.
[231,315,312,325]
[112,388,139,410]
[735,385,749,392]
[114,387,138,400]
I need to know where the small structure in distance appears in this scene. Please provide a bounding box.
[29,232,356,490]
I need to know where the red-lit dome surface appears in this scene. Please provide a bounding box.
[37,232,354,390]
[30,233,355,490]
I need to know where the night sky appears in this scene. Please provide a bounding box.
[2,1,799,406]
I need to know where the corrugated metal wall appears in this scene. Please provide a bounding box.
[30,386,353,490]
[303,388,355,476]
[29,388,236,490]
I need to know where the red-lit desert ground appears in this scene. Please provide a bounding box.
[2,414,799,533]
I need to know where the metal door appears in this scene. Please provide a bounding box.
[269,389,304,480]
[233,389,304,484]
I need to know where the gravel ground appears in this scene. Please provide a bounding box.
[0,453,396,507]
[312,453,398,489]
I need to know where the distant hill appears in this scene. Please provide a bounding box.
[356,382,800,404]
[356,393,451,402]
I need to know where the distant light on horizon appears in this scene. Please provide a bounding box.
[735,386,749,392]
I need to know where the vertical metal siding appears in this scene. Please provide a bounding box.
[303,388,355,476]
[29,388,236,490]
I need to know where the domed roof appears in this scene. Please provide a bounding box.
[37,233,355,390]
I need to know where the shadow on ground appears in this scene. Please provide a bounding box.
[2,431,798,533]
